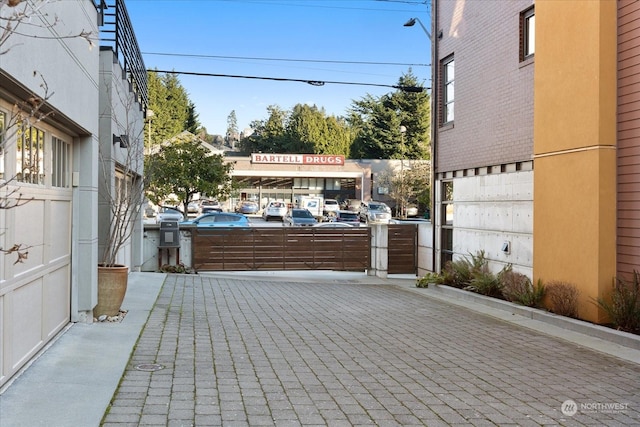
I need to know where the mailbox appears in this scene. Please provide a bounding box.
[159,221,180,248]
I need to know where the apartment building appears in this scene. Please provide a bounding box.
[433,0,639,323]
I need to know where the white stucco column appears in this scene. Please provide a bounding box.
[368,223,388,279]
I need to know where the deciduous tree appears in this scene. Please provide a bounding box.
[146,134,234,213]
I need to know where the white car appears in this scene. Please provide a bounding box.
[322,199,340,217]
[156,206,184,223]
[262,201,288,221]
[314,222,353,228]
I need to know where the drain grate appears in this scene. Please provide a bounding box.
[134,363,164,372]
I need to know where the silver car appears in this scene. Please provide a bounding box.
[283,208,318,227]
[359,201,392,224]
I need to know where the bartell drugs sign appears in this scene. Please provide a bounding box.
[251,153,345,165]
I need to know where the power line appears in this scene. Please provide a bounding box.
[142,51,430,68]
[148,69,428,92]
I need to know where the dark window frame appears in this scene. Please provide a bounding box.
[520,6,535,61]
[440,55,455,126]
[440,180,454,270]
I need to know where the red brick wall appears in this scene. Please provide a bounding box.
[435,0,534,173]
[617,0,640,278]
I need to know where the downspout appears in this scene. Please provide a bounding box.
[430,0,439,273]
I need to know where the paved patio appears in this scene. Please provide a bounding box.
[99,274,640,426]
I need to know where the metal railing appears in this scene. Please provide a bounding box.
[98,0,149,108]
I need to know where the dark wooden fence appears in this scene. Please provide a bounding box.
[388,224,418,274]
[192,227,371,271]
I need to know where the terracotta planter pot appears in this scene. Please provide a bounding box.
[94,264,129,317]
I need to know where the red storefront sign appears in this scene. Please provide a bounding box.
[251,153,345,165]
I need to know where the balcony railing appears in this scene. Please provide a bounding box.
[98,0,149,109]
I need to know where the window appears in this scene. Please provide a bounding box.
[325,178,341,191]
[440,180,454,268]
[52,136,71,188]
[441,56,455,124]
[17,124,45,185]
[520,7,535,61]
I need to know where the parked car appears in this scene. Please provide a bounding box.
[342,198,363,212]
[283,208,318,227]
[235,200,259,214]
[313,222,353,228]
[200,199,223,213]
[181,212,251,228]
[322,199,340,217]
[405,204,419,217]
[359,201,392,224]
[262,201,288,221]
[156,206,184,223]
[333,210,361,227]
[187,201,200,215]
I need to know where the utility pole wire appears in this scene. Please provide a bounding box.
[142,51,430,68]
[148,69,428,92]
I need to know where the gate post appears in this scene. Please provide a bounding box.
[368,223,388,278]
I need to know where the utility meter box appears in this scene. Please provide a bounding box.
[159,221,180,248]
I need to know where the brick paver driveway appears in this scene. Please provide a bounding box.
[102,275,640,426]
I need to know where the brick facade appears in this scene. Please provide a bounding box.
[435,0,535,173]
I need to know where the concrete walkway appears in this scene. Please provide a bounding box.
[1,271,639,426]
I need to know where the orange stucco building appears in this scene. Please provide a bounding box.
[433,0,640,323]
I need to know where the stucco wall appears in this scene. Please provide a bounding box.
[1,0,99,135]
[0,0,100,388]
[98,49,145,270]
[533,0,617,322]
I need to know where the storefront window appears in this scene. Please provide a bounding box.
[325,179,341,190]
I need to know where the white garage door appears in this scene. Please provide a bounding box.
[0,115,73,389]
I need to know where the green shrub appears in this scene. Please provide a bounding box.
[545,281,579,318]
[416,272,442,288]
[159,263,191,274]
[439,250,489,289]
[467,269,503,297]
[595,271,640,334]
[464,257,508,298]
[501,270,545,307]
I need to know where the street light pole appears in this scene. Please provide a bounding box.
[403,17,431,41]
[399,125,407,219]
[404,12,437,273]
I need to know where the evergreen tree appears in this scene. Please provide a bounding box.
[348,69,430,160]
[241,104,353,156]
[147,71,191,145]
[185,101,200,134]
[226,110,239,147]
[285,104,324,153]
[240,105,288,154]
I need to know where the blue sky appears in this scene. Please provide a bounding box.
[125,0,431,136]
